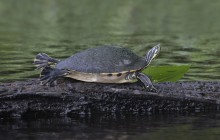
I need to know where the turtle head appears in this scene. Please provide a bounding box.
[144,44,160,67]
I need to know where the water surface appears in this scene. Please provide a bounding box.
[0,0,219,82]
[1,113,220,140]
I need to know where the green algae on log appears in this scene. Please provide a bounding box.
[0,79,220,118]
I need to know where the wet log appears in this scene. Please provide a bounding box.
[0,79,220,117]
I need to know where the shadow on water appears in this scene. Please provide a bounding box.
[1,113,220,140]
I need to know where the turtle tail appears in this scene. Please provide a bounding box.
[33,53,60,69]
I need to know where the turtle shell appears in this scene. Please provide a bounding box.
[56,45,146,73]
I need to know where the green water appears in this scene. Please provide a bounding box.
[0,0,220,140]
[0,0,219,82]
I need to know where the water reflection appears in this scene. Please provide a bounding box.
[1,113,220,140]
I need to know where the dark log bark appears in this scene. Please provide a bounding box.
[0,79,220,118]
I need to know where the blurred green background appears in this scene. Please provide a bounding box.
[1,1,220,140]
[0,0,219,82]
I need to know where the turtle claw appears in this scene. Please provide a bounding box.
[136,72,157,92]
[40,76,57,86]
[34,53,60,70]
[39,67,70,86]
[140,82,157,92]
[147,85,158,92]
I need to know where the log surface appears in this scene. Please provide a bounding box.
[0,79,220,117]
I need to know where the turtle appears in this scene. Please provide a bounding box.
[33,44,160,90]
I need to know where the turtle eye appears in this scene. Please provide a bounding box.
[117,73,122,77]
[107,74,112,76]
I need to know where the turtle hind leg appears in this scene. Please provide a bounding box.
[40,66,69,86]
[34,53,60,70]
[136,72,157,92]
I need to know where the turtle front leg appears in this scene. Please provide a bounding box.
[136,72,157,91]
[126,72,157,92]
